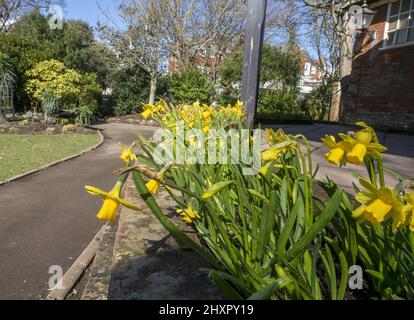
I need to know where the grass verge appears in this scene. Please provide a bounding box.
[0,133,101,182]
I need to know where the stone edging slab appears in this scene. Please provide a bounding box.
[81,177,223,300]
[0,130,104,186]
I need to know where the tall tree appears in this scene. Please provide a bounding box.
[302,0,358,121]
[99,0,249,103]
[0,0,57,31]
[100,0,170,105]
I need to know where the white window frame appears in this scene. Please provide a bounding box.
[383,0,414,47]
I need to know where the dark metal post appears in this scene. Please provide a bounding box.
[241,0,267,126]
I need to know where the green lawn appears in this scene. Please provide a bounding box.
[0,134,101,182]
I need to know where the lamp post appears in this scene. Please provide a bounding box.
[359,0,376,31]
[240,0,267,127]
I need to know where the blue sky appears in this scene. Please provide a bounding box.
[63,0,122,28]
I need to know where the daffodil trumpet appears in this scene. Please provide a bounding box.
[353,178,406,231]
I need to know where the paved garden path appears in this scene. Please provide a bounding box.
[0,123,156,300]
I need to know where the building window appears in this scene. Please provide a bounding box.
[386,0,414,46]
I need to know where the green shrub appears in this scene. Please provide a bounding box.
[301,83,333,121]
[258,89,307,120]
[166,68,215,104]
[41,89,59,120]
[113,100,141,116]
[108,64,149,116]
[58,118,70,126]
[79,72,102,114]
[75,105,94,125]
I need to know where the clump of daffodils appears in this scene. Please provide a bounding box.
[322,122,413,233]
[322,122,387,167]
[140,101,166,120]
[262,129,297,162]
[141,100,246,134]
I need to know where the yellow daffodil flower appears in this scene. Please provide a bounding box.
[177,201,200,224]
[322,123,387,166]
[353,178,403,228]
[403,192,414,232]
[267,129,297,154]
[262,147,280,162]
[265,128,274,144]
[119,143,138,164]
[202,125,211,134]
[321,135,353,166]
[141,104,155,120]
[202,105,214,121]
[346,143,368,165]
[141,102,166,120]
[232,100,245,119]
[85,183,140,223]
[258,162,272,179]
[340,125,387,165]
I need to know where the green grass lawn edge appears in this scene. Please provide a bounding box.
[0,133,101,182]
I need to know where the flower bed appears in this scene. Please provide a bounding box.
[0,120,96,135]
[86,101,414,300]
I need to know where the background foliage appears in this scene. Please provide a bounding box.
[163,68,215,105]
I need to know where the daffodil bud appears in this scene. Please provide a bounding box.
[355,130,372,145]
[202,181,234,199]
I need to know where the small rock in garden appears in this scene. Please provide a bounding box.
[62,124,76,133]
[46,127,56,134]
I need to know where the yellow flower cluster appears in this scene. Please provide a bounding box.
[141,100,246,132]
[262,129,297,162]
[322,122,387,166]
[353,178,414,232]
[177,201,200,224]
[217,100,245,121]
[140,101,166,120]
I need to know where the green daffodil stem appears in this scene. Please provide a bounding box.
[366,157,377,186]
[131,170,220,269]
[298,147,312,230]
[295,134,313,175]
[377,158,385,188]
[118,172,129,185]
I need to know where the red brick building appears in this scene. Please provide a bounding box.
[342,0,414,131]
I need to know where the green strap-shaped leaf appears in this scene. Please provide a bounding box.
[277,199,300,257]
[247,277,293,300]
[132,171,220,269]
[284,189,343,261]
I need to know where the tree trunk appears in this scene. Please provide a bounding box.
[149,75,157,105]
[329,12,354,122]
